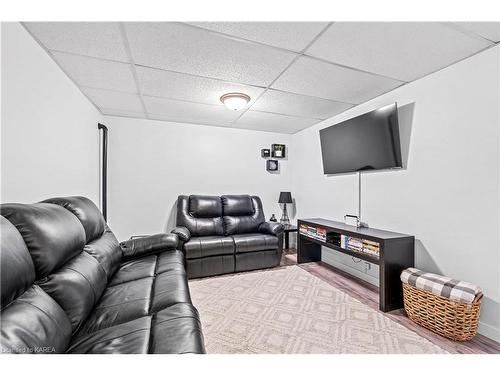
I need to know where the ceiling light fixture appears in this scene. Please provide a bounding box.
[220,93,251,111]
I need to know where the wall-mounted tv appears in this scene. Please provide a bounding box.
[319,103,402,175]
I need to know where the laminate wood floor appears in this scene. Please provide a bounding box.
[280,249,500,354]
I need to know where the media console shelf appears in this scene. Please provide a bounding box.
[297,218,414,312]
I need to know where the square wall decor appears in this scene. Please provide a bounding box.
[272,144,286,158]
[266,160,279,171]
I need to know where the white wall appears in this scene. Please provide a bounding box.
[291,45,500,341]
[104,116,292,241]
[1,22,103,204]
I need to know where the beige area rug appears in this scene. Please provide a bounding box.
[189,265,448,354]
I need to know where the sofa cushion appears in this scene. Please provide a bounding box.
[150,270,191,313]
[176,195,224,236]
[0,285,72,354]
[0,216,35,307]
[38,251,108,332]
[184,236,235,259]
[222,196,265,235]
[156,250,186,274]
[68,316,152,354]
[150,303,205,354]
[221,195,254,216]
[232,233,279,254]
[83,226,122,279]
[44,196,122,279]
[76,277,153,336]
[108,255,157,286]
[69,304,205,354]
[1,203,86,278]
[189,195,222,218]
[76,250,192,336]
[42,196,105,243]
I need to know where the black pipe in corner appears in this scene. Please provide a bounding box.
[98,123,108,221]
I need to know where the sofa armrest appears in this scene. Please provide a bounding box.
[170,226,191,243]
[259,222,284,237]
[120,233,179,260]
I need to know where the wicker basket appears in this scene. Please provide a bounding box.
[402,282,482,341]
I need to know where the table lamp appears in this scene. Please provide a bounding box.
[278,191,293,226]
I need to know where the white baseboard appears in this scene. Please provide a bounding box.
[478,320,500,343]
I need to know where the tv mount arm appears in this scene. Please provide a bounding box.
[344,171,365,228]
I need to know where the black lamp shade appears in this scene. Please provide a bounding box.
[278,192,293,204]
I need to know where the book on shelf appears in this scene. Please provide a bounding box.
[302,227,380,257]
[299,224,326,242]
[340,234,380,257]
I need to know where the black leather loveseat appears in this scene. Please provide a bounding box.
[0,196,205,354]
[171,195,284,279]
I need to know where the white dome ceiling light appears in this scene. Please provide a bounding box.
[220,93,251,111]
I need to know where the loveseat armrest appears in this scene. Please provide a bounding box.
[120,233,179,260]
[258,222,284,237]
[170,226,191,243]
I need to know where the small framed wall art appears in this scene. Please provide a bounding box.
[261,148,271,158]
[266,160,279,172]
[271,144,286,158]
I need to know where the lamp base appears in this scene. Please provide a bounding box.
[280,204,290,226]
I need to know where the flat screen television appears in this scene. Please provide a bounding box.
[320,103,402,175]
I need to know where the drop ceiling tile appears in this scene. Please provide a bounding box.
[453,22,500,42]
[124,22,297,86]
[306,22,493,82]
[52,52,137,93]
[186,22,328,52]
[82,88,144,113]
[251,89,353,119]
[101,108,146,119]
[24,22,128,62]
[272,56,402,104]
[136,66,265,106]
[234,110,319,134]
[144,96,240,126]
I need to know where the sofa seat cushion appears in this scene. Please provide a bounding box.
[150,270,191,313]
[68,303,204,354]
[68,316,152,354]
[109,250,186,287]
[76,277,154,336]
[232,233,279,254]
[0,285,72,354]
[184,236,234,259]
[75,250,192,337]
[150,303,205,354]
[156,250,185,274]
[108,255,157,286]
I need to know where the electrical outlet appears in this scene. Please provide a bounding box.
[364,262,371,273]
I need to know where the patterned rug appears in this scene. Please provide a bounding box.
[189,265,448,354]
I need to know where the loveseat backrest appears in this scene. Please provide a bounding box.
[176,194,265,237]
[176,195,224,236]
[221,195,265,235]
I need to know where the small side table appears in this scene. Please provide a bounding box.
[283,225,297,249]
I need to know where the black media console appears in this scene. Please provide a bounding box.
[297,218,414,312]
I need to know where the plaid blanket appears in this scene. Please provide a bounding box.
[401,268,481,304]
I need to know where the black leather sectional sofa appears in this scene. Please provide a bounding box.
[0,196,205,354]
[172,195,284,279]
